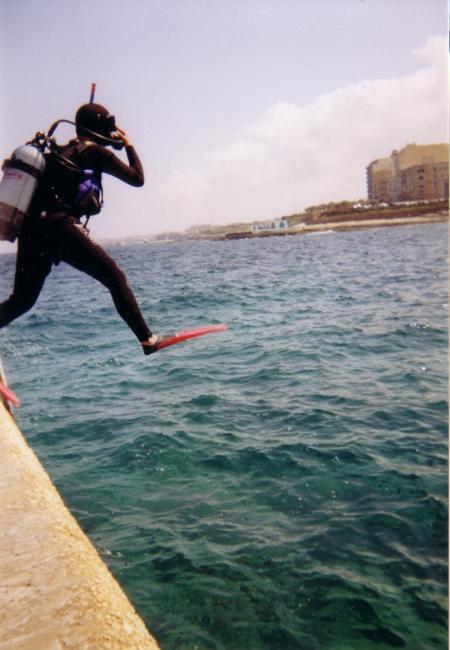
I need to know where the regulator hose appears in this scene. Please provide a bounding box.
[46,119,124,150]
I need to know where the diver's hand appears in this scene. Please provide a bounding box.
[116,127,131,147]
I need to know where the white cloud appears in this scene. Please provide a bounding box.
[414,34,448,66]
[152,35,448,232]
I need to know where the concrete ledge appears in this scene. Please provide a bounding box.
[0,402,160,650]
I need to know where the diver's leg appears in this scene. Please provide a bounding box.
[58,221,154,343]
[0,227,52,328]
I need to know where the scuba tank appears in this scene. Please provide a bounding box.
[0,144,46,242]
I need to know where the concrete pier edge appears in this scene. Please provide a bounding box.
[0,401,160,650]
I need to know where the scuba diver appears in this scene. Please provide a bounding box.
[0,103,160,355]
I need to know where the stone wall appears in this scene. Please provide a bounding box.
[0,402,160,650]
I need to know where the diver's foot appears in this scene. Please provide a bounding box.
[141,334,160,355]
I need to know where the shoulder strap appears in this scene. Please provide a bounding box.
[73,139,94,155]
[48,142,82,175]
[48,139,95,174]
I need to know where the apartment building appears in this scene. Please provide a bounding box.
[367,143,449,202]
[366,157,395,202]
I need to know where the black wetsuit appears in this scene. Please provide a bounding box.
[0,138,153,342]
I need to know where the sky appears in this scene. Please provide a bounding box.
[0,0,448,250]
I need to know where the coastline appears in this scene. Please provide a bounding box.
[220,212,448,241]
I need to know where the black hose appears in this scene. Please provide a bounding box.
[46,119,124,149]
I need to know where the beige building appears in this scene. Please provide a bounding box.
[399,161,449,201]
[366,157,395,202]
[367,143,449,202]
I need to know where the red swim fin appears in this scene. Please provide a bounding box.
[156,323,228,352]
[0,382,20,408]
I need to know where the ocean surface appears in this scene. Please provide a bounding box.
[0,223,448,650]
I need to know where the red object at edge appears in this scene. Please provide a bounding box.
[0,382,20,408]
[156,324,228,352]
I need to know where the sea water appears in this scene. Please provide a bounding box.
[0,223,447,650]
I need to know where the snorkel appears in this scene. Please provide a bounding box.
[89,82,96,104]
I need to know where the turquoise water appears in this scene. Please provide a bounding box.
[1,223,448,649]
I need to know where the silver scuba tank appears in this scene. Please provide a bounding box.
[0,144,46,242]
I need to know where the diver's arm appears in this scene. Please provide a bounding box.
[91,143,145,187]
[123,145,145,187]
[112,127,144,186]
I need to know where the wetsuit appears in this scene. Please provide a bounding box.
[0,138,153,343]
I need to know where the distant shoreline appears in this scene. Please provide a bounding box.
[159,199,449,243]
[220,212,448,240]
[107,212,448,246]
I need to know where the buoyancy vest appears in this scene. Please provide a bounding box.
[41,140,103,217]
